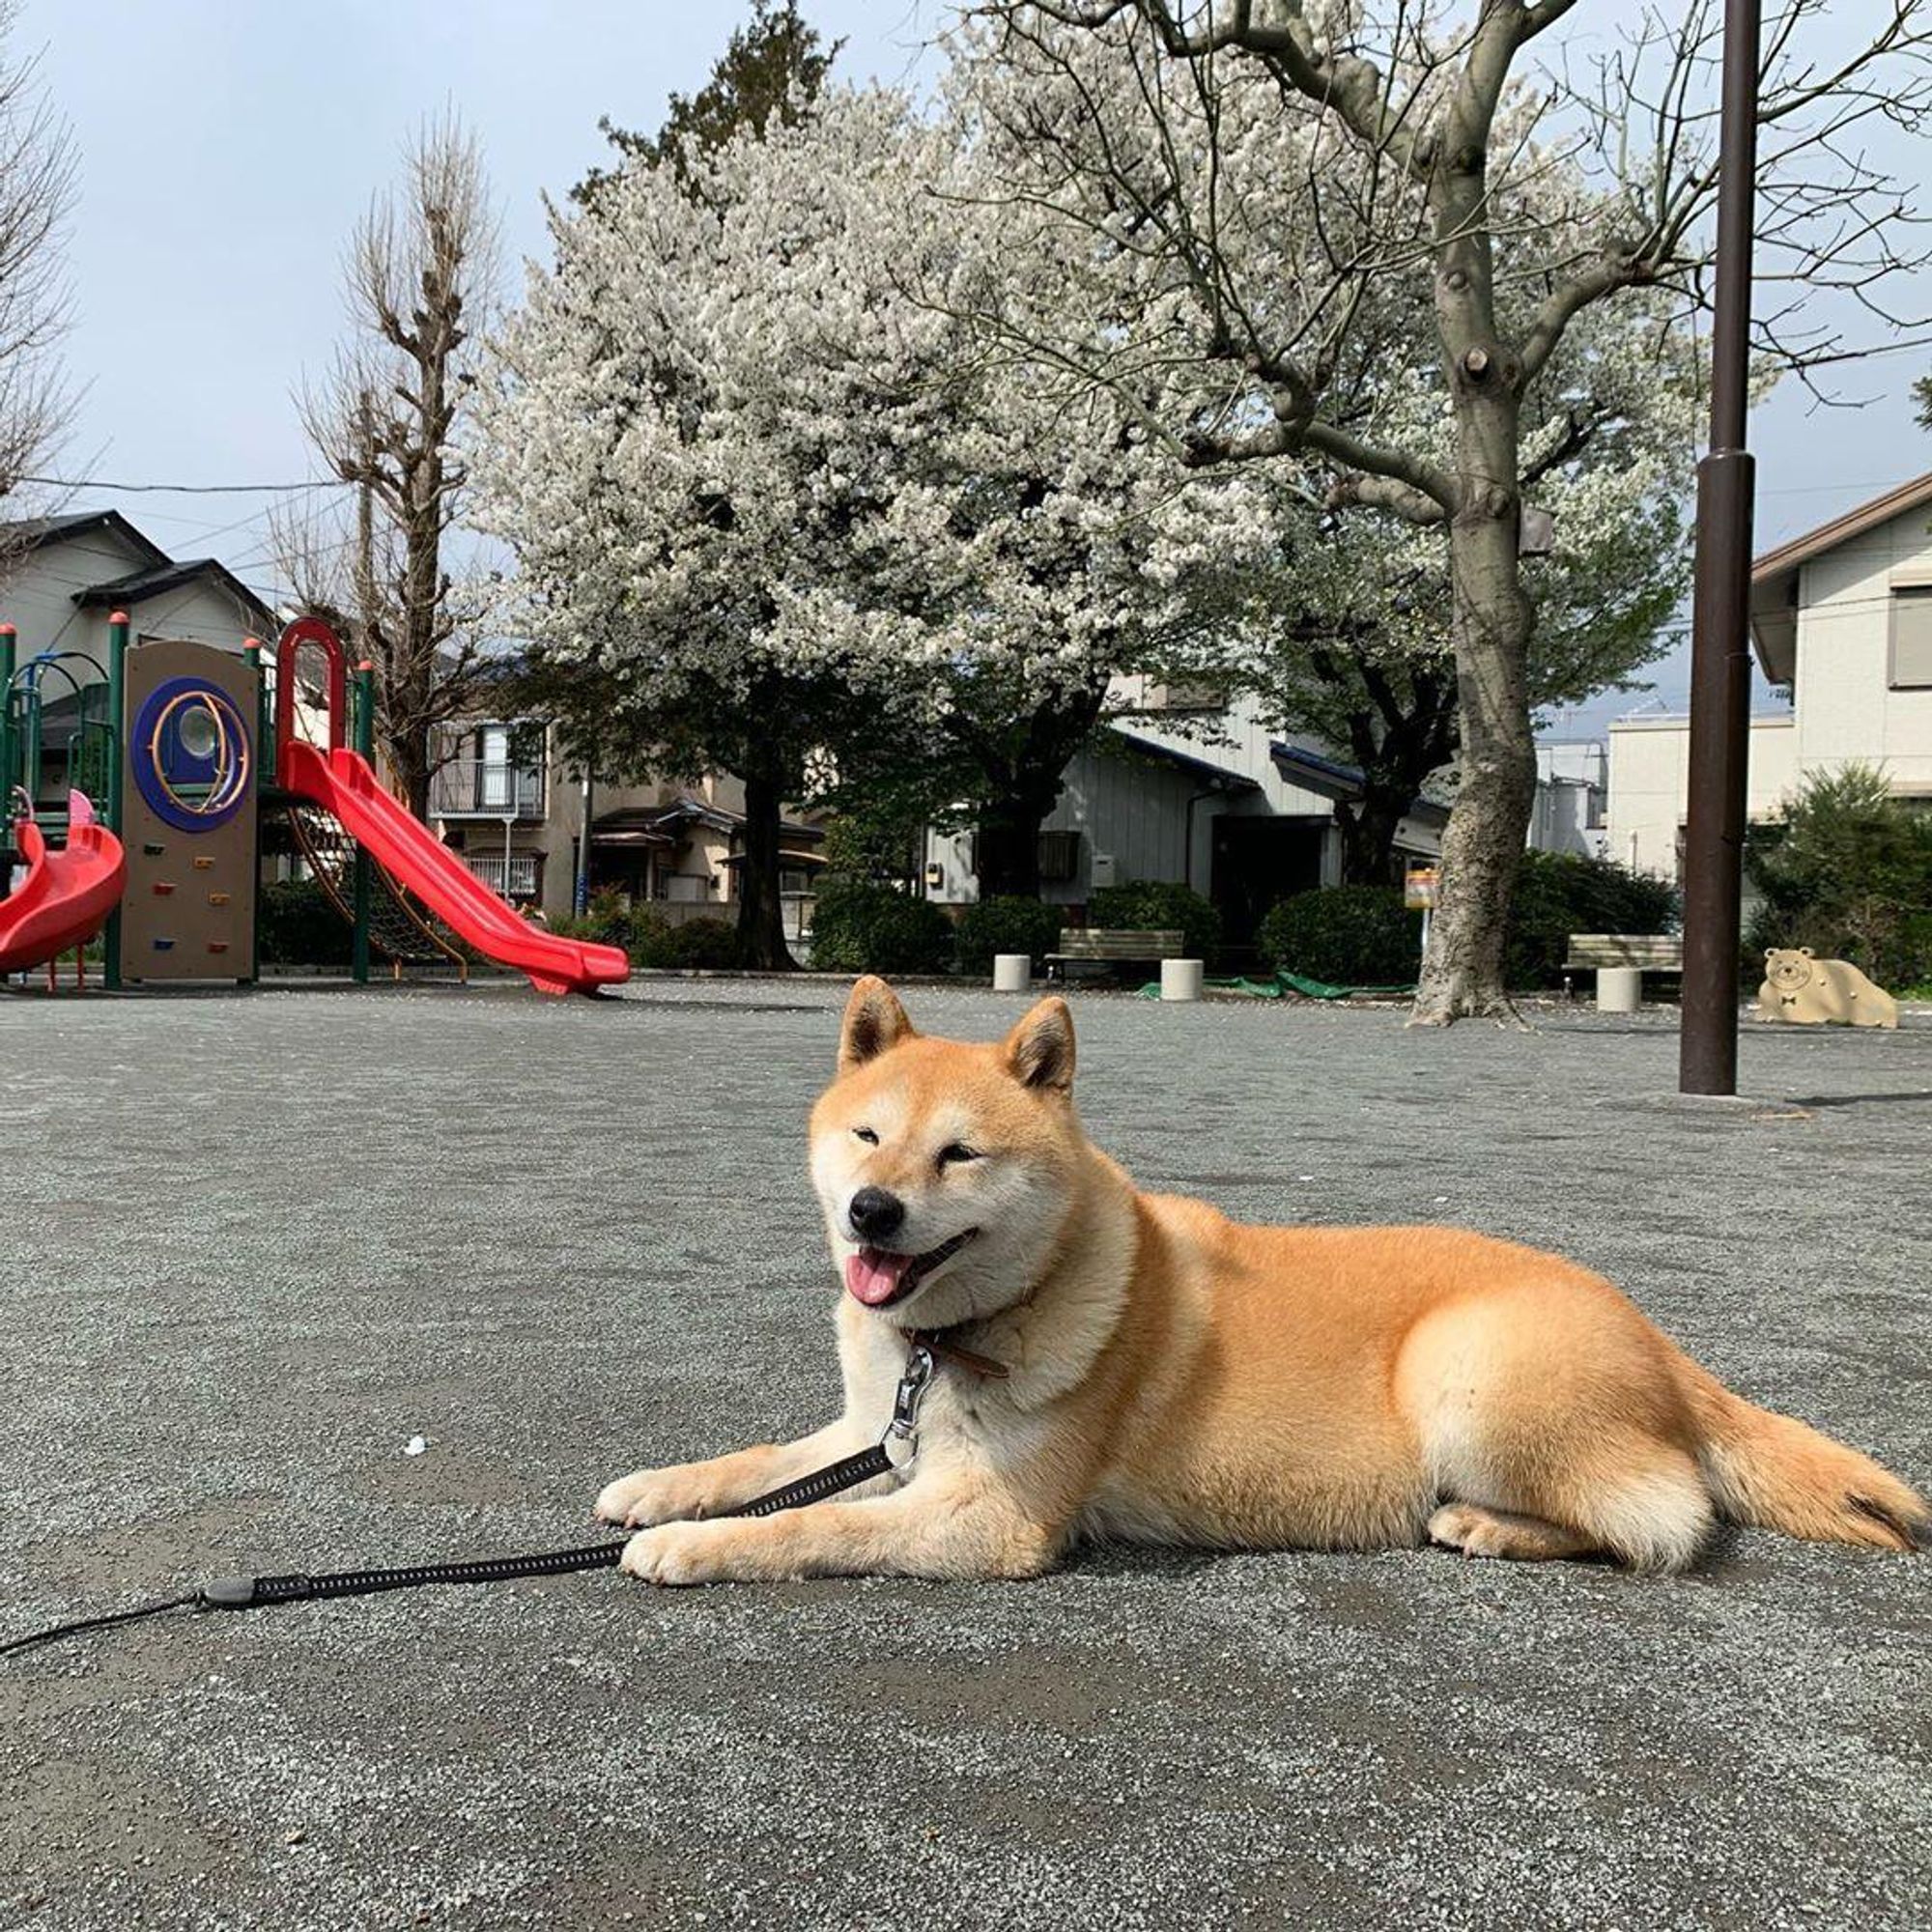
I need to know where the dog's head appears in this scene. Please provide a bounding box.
[809,976,1087,1328]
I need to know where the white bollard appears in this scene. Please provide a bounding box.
[992,952,1032,994]
[1161,957,1205,1003]
[1597,965,1641,1013]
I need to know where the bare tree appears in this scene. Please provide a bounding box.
[278,117,499,819]
[0,2,74,536]
[960,1,1932,1020]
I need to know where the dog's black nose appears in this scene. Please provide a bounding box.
[849,1186,905,1241]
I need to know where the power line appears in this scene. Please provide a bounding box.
[17,474,347,496]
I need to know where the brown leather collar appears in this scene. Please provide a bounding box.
[903,1325,1009,1379]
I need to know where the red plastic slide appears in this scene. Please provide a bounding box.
[0,815,128,978]
[278,741,628,997]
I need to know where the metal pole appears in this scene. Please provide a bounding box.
[352,661,374,985]
[577,766,594,916]
[0,624,15,900]
[243,639,263,985]
[103,612,129,990]
[1678,0,1761,1096]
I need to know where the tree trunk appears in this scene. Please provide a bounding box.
[1412,65,1538,1027]
[976,784,1057,898]
[387,735,432,822]
[1335,788,1409,886]
[967,681,1107,901]
[1411,499,1536,1023]
[736,754,794,970]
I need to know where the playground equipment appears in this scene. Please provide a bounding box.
[0,794,127,984]
[1,622,128,981]
[0,612,628,997]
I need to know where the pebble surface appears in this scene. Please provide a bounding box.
[1,981,1927,1927]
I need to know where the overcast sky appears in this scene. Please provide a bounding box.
[18,1,1932,736]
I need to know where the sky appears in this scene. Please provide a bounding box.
[15,0,1932,738]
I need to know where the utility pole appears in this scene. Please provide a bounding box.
[1679,0,1762,1096]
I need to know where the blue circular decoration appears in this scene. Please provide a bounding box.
[130,675,253,833]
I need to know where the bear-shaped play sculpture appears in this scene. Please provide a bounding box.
[1756,948,1899,1029]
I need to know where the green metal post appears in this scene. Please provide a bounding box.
[103,612,129,989]
[0,624,15,890]
[244,639,263,985]
[352,660,374,984]
[0,623,14,791]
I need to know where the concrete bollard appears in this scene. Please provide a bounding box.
[1161,957,1205,1003]
[1597,965,1641,1014]
[992,952,1032,994]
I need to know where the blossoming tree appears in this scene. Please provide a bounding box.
[470,84,1275,954]
[957,0,1932,1019]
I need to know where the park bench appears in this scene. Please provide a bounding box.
[1043,927,1185,982]
[1563,932,1684,999]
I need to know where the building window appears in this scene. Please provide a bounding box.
[1037,828,1082,883]
[1890,585,1932,688]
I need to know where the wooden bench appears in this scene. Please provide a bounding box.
[1043,928,1185,982]
[1563,933,1683,997]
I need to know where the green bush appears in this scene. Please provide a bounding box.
[258,877,353,967]
[554,892,679,967]
[1505,849,1679,988]
[1257,886,1420,985]
[1745,764,1932,991]
[1087,880,1222,965]
[641,915,741,971]
[807,878,954,975]
[954,895,1064,975]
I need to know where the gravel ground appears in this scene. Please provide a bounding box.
[1,980,1927,1930]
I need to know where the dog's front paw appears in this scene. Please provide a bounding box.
[594,1467,694,1527]
[619,1520,733,1587]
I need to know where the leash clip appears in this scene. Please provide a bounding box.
[885,1342,936,1466]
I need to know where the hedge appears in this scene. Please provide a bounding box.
[1505,850,1678,988]
[954,895,1064,974]
[1087,881,1222,965]
[1256,886,1419,985]
[807,878,954,975]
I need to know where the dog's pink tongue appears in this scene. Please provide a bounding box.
[845,1248,913,1306]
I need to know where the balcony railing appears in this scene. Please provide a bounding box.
[431,758,546,821]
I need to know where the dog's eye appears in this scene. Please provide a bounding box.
[936,1143,980,1168]
[852,1126,879,1146]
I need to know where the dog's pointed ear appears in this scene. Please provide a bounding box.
[839,976,916,1074]
[1003,996,1076,1094]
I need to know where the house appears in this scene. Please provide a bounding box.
[1,508,273,676]
[2,509,277,801]
[923,678,1448,951]
[1608,471,1932,880]
[428,718,825,933]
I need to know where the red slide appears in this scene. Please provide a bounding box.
[0,815,128,978]
[279,741,629,997]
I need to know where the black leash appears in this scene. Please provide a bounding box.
[3,1346,935,1662]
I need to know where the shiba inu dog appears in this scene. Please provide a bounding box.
[598,978,1928,1583]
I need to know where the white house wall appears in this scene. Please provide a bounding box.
[1039,737,1209,904]
[1607,714,1797,878]
[3,532,265,676]
[1793,507,1932,794]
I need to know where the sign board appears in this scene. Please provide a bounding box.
[1404,864,1439,911]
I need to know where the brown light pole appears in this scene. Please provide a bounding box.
[1679,0,1763,1095]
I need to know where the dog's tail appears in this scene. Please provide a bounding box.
[1679,1361,1930,1551]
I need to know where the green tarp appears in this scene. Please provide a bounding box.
[1136,968,1415,1002]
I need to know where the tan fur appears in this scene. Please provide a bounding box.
[600,979,1928,1583]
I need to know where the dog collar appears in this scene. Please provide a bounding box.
[901,1324,1009,1380]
